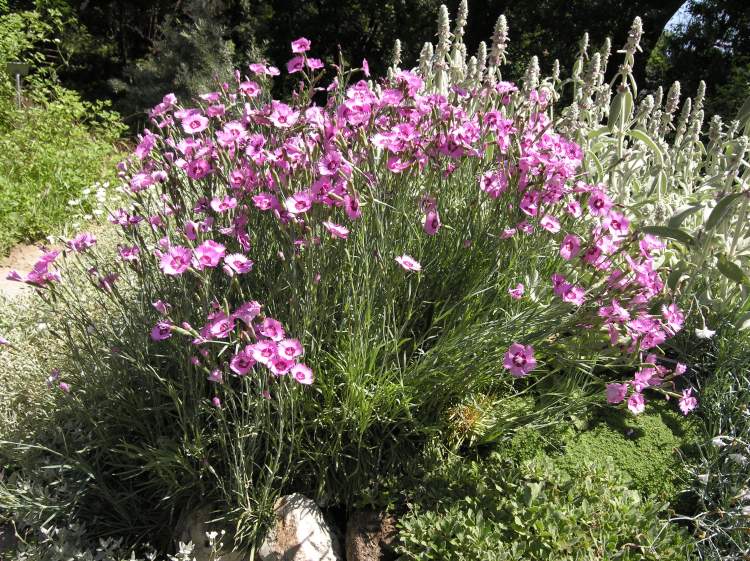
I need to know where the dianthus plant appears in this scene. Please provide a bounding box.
[5,29,695,541]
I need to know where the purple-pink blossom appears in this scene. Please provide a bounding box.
[503,343,536,377]
[210,196,238,213]
[322,221,349,239]
[395,254,421,272]
[423,210,441,235]
[508,283,524,300]
[344,194,361,220]
[181,113,209,135]
[627,392,646,414]
[678,388,698,415]
[151,321,173,341]
[251,340,277,365]
[278,338,303,360]
[606,383,629,404]
[562,285,585,306]
[152,300,171,315]
[286,55,305,74]
[269,355,295,376]
[207,369,224,383]
[69,232,97,253]
[587,189,613,216]
[285,191,313,214]
[118,245,140,262]
[560,234,581,260]
[193,240,226,269]
[230,350,256,375]
[259,317,285,341]
[291,363,314,384]
[158,246,192,276]
[233,301,262,325]
[223,253,254,276]
[662,303,685,334]
[539,215,560,233]
[291,37,311,53]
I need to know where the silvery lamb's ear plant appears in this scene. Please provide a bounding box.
[562,20,750,325]
[415,8,750,326]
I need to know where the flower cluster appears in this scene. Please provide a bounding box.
[11,35,692,415]
[151,299,313,396]
[6,249,61,286]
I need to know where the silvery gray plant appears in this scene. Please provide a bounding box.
[406,4,750,326]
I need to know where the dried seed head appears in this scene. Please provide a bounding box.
[666,81,681,115]
[654,86,664,109]
[695,80,706,111]
[454,0,468,41]
[450,43,467,82]
[579,32,590,57]
[599,37,612,73]
[476,41,487,80]
[636,94,655,122]
[392,39,402,69]
[595,84,612,115]
[562,102,580,133]
[675,97,692,140]
[419,41,434,77]
[466,55,477,83]
[729,136,748,172]
[436,4,451,58]
[581,53,601,106]
[524,55,540,90]
[586,53,601,85]
[708,114,723,143]
[488,14,508,68]
[728,119,740,139]
[689,110,703,143]
[625,16,643,54]
[572,55,583,81]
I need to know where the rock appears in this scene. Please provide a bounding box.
[175,506,245,561]
[258,494,342,561]
[345,510,397,561]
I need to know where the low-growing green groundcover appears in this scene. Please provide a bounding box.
[395,448,695,561]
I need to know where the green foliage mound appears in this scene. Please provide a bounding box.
[558,401,699,502]
[397,450,694,561]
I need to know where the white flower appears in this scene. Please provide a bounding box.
[695,326,716,339]
[728,453,748,465]
[697,473,710,484]
[712,436,727,448]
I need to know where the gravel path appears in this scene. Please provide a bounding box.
[0,243,46,299]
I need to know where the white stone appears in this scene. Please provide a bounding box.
[258,494,341,561]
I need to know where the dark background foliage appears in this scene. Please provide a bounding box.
[5,0,747,129]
